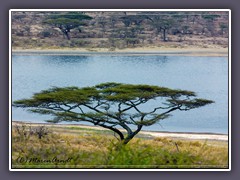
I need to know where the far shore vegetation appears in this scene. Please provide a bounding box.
[12,11,228,51]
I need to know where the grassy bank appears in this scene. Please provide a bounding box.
[11,123,228,169]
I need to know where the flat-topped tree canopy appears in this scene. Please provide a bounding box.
[13,82,214,144]
[43,12,92,40]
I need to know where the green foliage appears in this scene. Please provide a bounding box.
[43,12,92,40]
[12,126,228,169]
[13,82,214,144]
[160,19,175,29]
[44,18,86,27]
[202,15,220,21]
[125,38,139,46]
[150,17,176,41]
[150,17,175,30]
[219,23,228,36]
[105,142,201,168]
[219,23,228,29]
[40,30,52,38]
[48,12,92,21]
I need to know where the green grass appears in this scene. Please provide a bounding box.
[11,125,228,169]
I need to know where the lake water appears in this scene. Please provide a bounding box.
[11,55,229,134]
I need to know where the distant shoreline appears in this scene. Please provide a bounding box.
[12,47,228,57]
[12,121,228,141]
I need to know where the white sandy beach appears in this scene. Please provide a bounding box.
[12,121,228,142]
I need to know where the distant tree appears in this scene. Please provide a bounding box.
[125,38,139,47]
[96,17,108,37]
[199,15,217,37]
[180,25,192,38]
[120,16,132,27]
[206,23,216,36]
[23,26,31,36]
[13,82,214,145]
[43,12,92,40]
[148,16,175,41]
[112,26,143,47]
[202,14,220,22]
[138,34,146,44]
[219,23,228,36]
[97,17,108,29]
[114,27,136,39]
[190,14,199,24]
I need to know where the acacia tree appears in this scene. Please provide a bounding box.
[146,15,175,42]
[152,18,175,42]
[13,82,213,144]
[219,23,228,36]
[202,14,220,23]
[43,12,92,40]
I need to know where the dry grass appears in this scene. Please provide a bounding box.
[11,124,228,169]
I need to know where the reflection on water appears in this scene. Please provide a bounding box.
[12,55,228,134]
[42,55,90,64]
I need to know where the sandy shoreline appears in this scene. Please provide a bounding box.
[12,121,228,141]
[12,47,228,57]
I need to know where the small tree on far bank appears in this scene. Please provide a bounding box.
[219,23,228,37]
[43,12,92,40]
[13,82,214,145]
[146,15,175,42]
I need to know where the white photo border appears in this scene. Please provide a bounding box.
[9,9,231,171]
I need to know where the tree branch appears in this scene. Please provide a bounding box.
[148,105,175,114]
[97,123,124,141]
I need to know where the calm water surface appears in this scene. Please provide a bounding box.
[12,55,228,134]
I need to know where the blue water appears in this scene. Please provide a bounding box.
[12,55,228,134]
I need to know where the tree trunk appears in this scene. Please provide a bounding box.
[163,29,167,41]
[97,123,125,141]
[65,32,70,40]
[122,125,143,145]
[122,136,133,145]
[59,26,71,40]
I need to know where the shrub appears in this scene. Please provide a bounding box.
[41,31,51,38]
[70,39,88,47]
[13,124,51,140]
[104,141,201,168]
[11,125,228,169]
